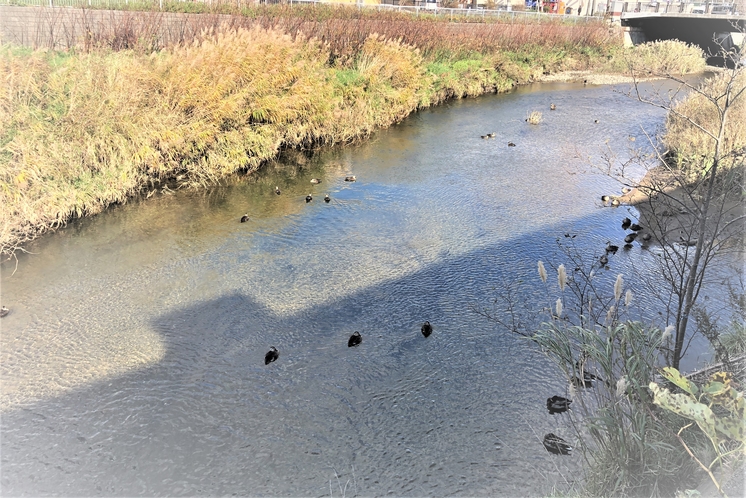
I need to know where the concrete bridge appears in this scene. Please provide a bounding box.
[609,2,746,62]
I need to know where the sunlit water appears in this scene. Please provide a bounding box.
[1,80,735,496]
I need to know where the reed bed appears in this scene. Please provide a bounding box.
[15,4,616,57]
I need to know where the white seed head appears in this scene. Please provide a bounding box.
[555,298,563,317]
[616,376,629,397]
[558,264,567,291]
[538,261,547,283]
[606,305,616,324]
[662,325,675,342]
[614,274,624,302]
[625,289,633,307]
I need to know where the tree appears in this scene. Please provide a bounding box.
[606,43,745,369]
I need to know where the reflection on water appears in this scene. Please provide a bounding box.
[0,81,725,495]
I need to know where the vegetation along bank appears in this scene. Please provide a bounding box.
[0,4,707,254]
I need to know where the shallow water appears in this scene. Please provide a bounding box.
[0,80,733,496]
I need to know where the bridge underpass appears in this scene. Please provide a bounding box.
[619,13,746,64]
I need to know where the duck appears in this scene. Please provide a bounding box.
[623,243,633,250]
[621,186,633,194]
[621,217,632,230]
[546,396,572,414]
[275,186,281,195]
[0,306,8,318]
[574,361,604,387]
[594,119,599,124]
[240,214,250,223]
[601,195,611,203]
[629,223,643,232]
[305,194,313,203]
[543,433,572,455]
[507,142,516,147]
[344,176,356,182]
[324,194,331,203]
[599,254,609,266]
[481,135,489,139]
[610,198,620,207]
[583,79,588,86]
[487,132,496,138]
[624,233,638,243]
[310,178,321,184]
[605,242,619,255]
[264,346,279,365]
[550,103,556,110]
[348,331,362,347]
[641,233,652,242]
[421,321,433,338]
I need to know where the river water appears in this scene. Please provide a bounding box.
[0,80,729,496]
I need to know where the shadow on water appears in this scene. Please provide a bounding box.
[1,80,735,496]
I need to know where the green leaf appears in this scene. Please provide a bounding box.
[660,366,698,396]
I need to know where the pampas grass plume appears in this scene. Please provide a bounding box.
[538,261,547,283]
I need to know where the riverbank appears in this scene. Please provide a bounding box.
[0,10,707,255]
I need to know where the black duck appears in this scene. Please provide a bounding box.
[599,254,609,266]
[507,142,516,147]
[348,331,362,347]
[324,194,331,203]
[305,194,313,203]
[275,186,281,195]
[621,217,631,230]
[264,347,279,365]
[546,396,572,414]
[345,176,357,182]
[240,214,250,223]
[624,233,638,243]
[605,243,619,254]
[543,433,572,455]
[421,321,433,338]
[629,223,643,231]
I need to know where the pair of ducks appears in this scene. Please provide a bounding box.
[265,322,432,365]
[305,194,331,204]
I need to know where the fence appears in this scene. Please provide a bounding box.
[0,0,604,22]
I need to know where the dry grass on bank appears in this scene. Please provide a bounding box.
[664,69,746,171]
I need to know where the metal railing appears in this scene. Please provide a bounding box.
[0,0,605,22]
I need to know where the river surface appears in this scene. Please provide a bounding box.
[0,80,731,496]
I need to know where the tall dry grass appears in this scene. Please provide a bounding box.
[664,69,746,172]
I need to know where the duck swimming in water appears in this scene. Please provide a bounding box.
[621,217,632,230]
[487,132,496,138]
[240,214,250,223]
[543,433,572,455]
[507,142,516,147]
[550,103,556,110]
[305,194,313,203]
[348,331,362,347]
[264,347,279,365]
[275,186,281,195]
[421,321,433,338]
[0,306,8,318]
[547,396,572,414]
[605,242,619,255]
[624,233,638,243]
[629,223,643,232]
[599,254,609,266]
[310,178,321,184]
[641,233,652,242]
[324,194,331,203]
[345,176,356,182]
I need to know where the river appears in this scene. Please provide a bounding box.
[0,80,729,496]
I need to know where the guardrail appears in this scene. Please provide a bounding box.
[0,0,605,22]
